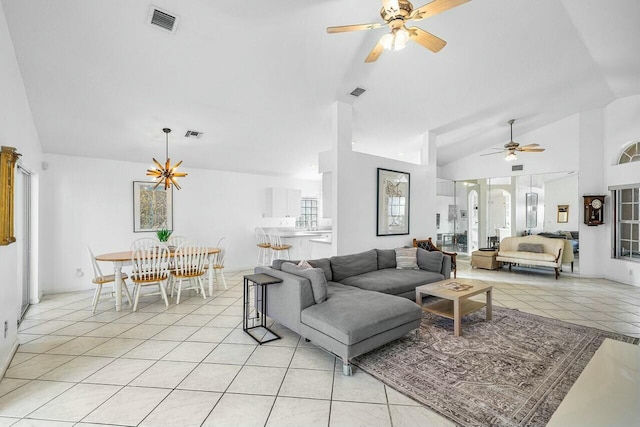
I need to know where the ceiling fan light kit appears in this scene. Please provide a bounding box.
[381,28,410,51]
[146,128,188,190]
[326,0,471,62]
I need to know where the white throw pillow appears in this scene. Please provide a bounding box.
[298,260,313,269]
[395,247,419,270]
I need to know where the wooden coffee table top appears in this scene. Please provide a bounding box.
[416,278,492,301]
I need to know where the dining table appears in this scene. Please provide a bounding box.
[96,247,221,311]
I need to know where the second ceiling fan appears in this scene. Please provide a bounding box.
[326,0,471,63]
[482,119,546,161]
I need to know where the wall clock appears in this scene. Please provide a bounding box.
[583,195,605,226]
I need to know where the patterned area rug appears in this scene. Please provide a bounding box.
[353,306,639,427]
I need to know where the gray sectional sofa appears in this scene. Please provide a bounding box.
[254,248,451,375]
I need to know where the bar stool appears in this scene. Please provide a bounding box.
[269,231,291,263]
[255,227,272,266]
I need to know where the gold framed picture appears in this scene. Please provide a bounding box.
[557,205,569,223]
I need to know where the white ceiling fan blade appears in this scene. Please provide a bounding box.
[480,151,505,157]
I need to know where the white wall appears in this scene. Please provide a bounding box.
[602,95,640,285]
[543,173,579,232]
[39,154,320,294]
[440,115,580,181]
[333,150,434,254]
[577,108,609,278]
[0,1,43,373]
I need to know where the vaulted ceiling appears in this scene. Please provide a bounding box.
[3,0,639,179]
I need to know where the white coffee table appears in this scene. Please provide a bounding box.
[415,278,492,336]
[547,338,640,426]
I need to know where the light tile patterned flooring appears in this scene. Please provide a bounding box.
[2,260,640,426]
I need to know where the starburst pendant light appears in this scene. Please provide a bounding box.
[146,128,187,190]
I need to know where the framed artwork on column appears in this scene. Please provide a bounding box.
[377,168,410,236]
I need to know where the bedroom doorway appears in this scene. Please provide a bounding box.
[16,165,32,322]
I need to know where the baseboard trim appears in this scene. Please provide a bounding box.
[0,339,19,378]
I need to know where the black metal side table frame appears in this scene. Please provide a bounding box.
[243,273,282,345]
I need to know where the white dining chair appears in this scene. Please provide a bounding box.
[207,237,228,290]
[171,243,208,304]
[131,237,159,251]
[88,247,133,312]
[167,235,188,249]
[255,227,271,266]
[130,245,170,311]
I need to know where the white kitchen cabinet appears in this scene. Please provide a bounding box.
[266,188,301,217]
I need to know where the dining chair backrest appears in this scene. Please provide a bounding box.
[174,243,207,276]
[215,237,228,267]
[255,227,270,248]
[167,235,189,248]
[131,245,170,282]
[87,246,104,279]
[131,237,159,251]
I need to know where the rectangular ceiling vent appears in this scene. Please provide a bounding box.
[148,6,179,33]
[512,164,524,172]
[184,130,203,139]
[349,87,366,97]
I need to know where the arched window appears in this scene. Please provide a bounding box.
[618,141,640,164]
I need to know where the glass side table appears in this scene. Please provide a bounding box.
[243,273,282,344]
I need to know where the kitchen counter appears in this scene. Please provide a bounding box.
[309,237,331,244]
[261,228,332,259]
[262,227,332,238]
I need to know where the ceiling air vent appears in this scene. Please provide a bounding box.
[184,130,203,139]
[148,6,179,33]
[349,87,366,97]
[512,164,524,172]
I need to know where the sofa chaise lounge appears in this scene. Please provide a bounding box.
[254,248,451,375]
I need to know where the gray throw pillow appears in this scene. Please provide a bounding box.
[417,248,443,272]
[395,247,419,269]
[271,259,300,270]
[330,250,378,281]
[308,258,333,282]
[376,249,397,269]
[518,243,544,253]
[281,263,328,304]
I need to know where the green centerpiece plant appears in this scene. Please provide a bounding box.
[156,227,172,243]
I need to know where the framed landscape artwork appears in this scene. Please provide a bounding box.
[133,181,173,232]
[377,168,410,236]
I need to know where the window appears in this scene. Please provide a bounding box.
[613,186,640,260]
[296,198,318,228]
[387,196,406,227]
[618,141,640,164]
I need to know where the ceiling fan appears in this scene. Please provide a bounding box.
[326,0,470,63]
[482,119,546,161]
